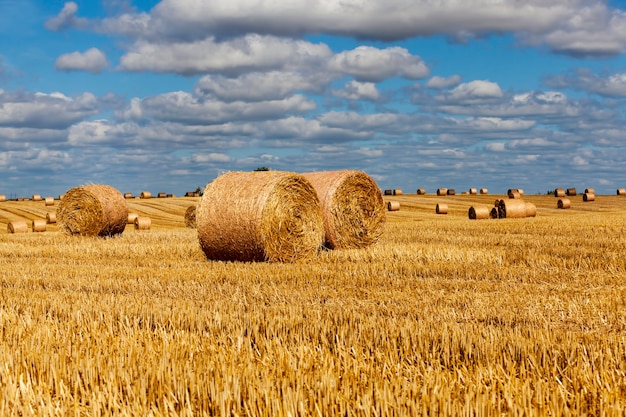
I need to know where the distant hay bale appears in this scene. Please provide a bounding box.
[437,188,448,196]
[392,189,402,196]
[436,203,448,214]
[498,199,527,219]
[507,189,522,199]
[124,193,133,199]
[167,194,175,198]
[387,201,400,211]
[525,202,537,218]
[32,219,46,232]
[447,189,456,195]
[583,192,595,202]
[140,191,152,199]
[46,212,57,224]
[384,189,393,196]
[0,195,5,202]
[554,188,566,197]
[58,194,65,200]
[469,188,478,195]
[566,188,577,196]
[44,196,54,206]
[197,171,325,262]
[480,188,489,195]
[303,170,386,250]
[584,188,595,194]
[56,184,128,237]
[7,221,28,234]
[32,194,42,201]
[468,205,490,220]
[134,216,151,230]
[618,188,626,196]
[185,205,197,228]
[158,192,167,198]
[127,212,138,225]
[558,198,571,209]
[416,188,426,195]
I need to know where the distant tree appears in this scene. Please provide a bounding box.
[254,166,270,171]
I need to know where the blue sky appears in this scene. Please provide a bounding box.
[3,0,626,197]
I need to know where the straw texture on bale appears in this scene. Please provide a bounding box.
[437,188,448,196]
[480,188,489,194]
[584,188,595,194]
[447,189,456,195]
[56,184,128,237]
[392,189,402,196]
[46,212,56,224]
[134,216,151,230]
[387,201,400,212]
[8,221,28,234]
[127,213,138,225]
[140,191,151,199]
[558,198,571,209]
[618,188,626,196]
[436,203,448,214]
[0,195,5,202]
[197,171,325,262]
[566,188,577,196]
[583,192,595,202]
[416,188,426,195]
[525,202,537,218]
[554,188,566,197]
[185,205,197,228]
[44,196,54,206]
[469,205,490,220]
[32,219,46,232]
[303,170,386,250]
[498,199,527,219]
[469,188,478,195]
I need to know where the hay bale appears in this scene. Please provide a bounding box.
[198,171,325,262]
[32,219,46,232]
[558,198,571,209]
[447,189,456,195]
[480,188,489,195]
[157,192,167,198]
[498,199,527,219]
[44,196,54,206]
[437,188,448,196]
[525,202,537,217]
[416,188,426,195]
[617,188,626,196]
[566,188,577,196]
[46,212,57,224]
[302,170,386,250]
[140,191,151,199]
[56,184,128,237]
[554,188,566,197]
[124,193,133,199]
[134,216,151,230]
[584,188,595,194]
[32,194,42,201]
[387,201,400,211]
[469,188,478,195]
[507,189,522,199]
[383,189,393,196]
[392,189,402,196]
[468,205,490,220]
[185,205,197,228]
[8,221,28,233]
[436,203,448,214]
[127,212,138,225]
[0,195,5,202]
[583,192,595,202]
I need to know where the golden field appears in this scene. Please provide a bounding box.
[1,193,625,416]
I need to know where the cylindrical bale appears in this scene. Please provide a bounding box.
[157,192,167,198]
[490,207,499,219]
[566,188,577,196]
[416,188,426,195]
[447,189,456,196]
[392,189,402,196]
[185,205,197,228]
[134,216,151,230]
[468,205,490,220]
[56,184,128,237]
[8,221,28,233]
[583,192,595,202]
[46,212,57,224]
[584,188,595,194]
[384,189,393,196]
[525,202,537,218]
[124,193,133,199]
[618,188,626,196]
[558,198,571,209]
[32,219,46,232]
[436,203,448,214]
[302,170,386,250]
[498,199,527,219]
[480,188,489,195]
[437,188,448,196]
[32,194,42,201]
[198,171,325,262]
[469,188,478,195]
[508,189,522,199]
[140,191,152,199]
[554,188,566,197]
[0,195,6,202]
[387,201,400,211]
[44,196,54,206]
[127,212,138,225]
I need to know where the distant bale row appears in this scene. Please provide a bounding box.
[480,198,537,220]
[383,189,402,196]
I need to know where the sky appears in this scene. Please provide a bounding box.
[3,0,626,197]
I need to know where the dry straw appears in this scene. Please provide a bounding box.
[56,184,128,237]
[566,188,577,196]
[303,170,386,250]
[184,205,197,228]
[468,205,490,220]
[134,216,151,230]
[436,203,448,214]
[618,188,626,196]
[416,188,426,195]
[583,192,595,202]
[387,201,400,211]
[558,198,571,209]
[554,188,566,197]
[480,188,489,194]
[525,202,537,217]
[140,191,152,199]
[46,212,56,224]
[127,213,138,225]
[437,188,448,196]
[8,221,28,233]
[32,219,46,232]
[498,199,527,219]
[197,171,325,262]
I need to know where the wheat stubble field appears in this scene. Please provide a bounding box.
[1,193,625,415]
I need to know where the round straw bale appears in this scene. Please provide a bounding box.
[157,192,166,198]
[32,194,42,201]
[56,184,128,237]
[554,188,566,197]
[44,196,54,206]
[0,195,5,202]
[46,212,57,224]
[127,212,138,225]
[583,192,595,202]
[384,189,393,196]
[617,188,626,196]
[558,198,571,209]
[392,189,402,196]
[32,219,46,232]
[468,205,490,220]
[584,188,595,194]
[566,188,577,196]
[498,199,527,219]
[198,171,325,262]
[8,221,28,233]
[436,203,448,214]
[185,205,197,228]
[437,188,448,196]
[140,191,151,199]
[469,188,478,195]
[490,207,499,219]
[416,188,426,195]
[124,193,133,199]
[134,216,151,230]
[302,170,386,250]
[525,202,537,218]
[507,189,522,199]
[480,188,489,195]
[387,201,400,211]
[447,189,456,195]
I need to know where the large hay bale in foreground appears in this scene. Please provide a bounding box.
[56,184,128,237]
[198,171,325,262]
[469,205,490,220]
[498,199,527,219]
[302,170,386,250]
[185,205,197,228]
[8,221,28,234]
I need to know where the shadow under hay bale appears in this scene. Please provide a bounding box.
[469,205,490,220]
[185,205,197,228]
[558,198,571,209]
[387,201,400,211]
[303,170,386,250]
[198,171,325,263]
[8,221,28,234]
[57,184,128,237]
